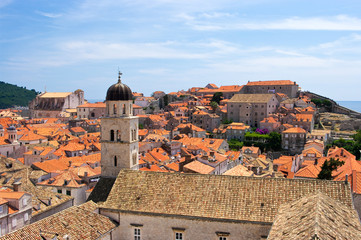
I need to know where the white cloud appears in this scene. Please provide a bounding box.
[36,11,63,18]
[189,15,361,31]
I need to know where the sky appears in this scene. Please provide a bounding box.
[1,0,361,101]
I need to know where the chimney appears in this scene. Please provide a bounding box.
[84,171,88,178]
[345,174,348,184]
[13,182,21,192]
[68,161,72,167]
[314,158,318,165]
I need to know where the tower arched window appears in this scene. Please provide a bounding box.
[123,104,126,114]
[110,130,115,141]
[130,104,132,115]
[113,104,117,114]
[117,130,121,142]
[114,156,117,167]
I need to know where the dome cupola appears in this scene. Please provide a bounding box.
[106,72,133,101]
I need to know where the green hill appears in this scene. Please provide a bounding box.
[0,81,39,109]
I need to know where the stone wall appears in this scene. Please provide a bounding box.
[100,210,271,240]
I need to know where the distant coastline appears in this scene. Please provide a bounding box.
[337,101,361,114]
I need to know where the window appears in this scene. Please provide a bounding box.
[57,189,62,194]
[175,232,183,240]
[0,206,3,213]
[114,156,117,167]
[123,104,126,114]
[110,130,115,141]
[22,198,27,206]
[219,237,227,240]
[133,228,141,240]
[12,218,16,227]
[113,104,117,114]
[117,130,121,142]
[66,190,71,196]
[24,213,29,222]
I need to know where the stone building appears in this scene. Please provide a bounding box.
[282,127,307,155]
[29,90,84,118]
[77,102,106,119]
[101,72,139,177]
[95,169,353,240]
[0,125,21,158]
[191,110,220,132]
[242,80,299,98]
[227,94,279,127]
[0,191,32,236]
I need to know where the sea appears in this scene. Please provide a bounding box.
[337,101,361,114]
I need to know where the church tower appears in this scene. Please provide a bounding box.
[101,72,139,177]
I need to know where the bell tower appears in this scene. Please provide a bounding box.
[101,72,139,177]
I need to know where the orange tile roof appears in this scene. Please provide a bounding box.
[77,102,105,108]
[139,165,168,172]
[19,131,47,141]
[0,197,8,205]
[260,117,279,123]
[295,164,321,178]
[175,137,226,152]
[295,114,313,122]
[0,191,26,199]
[176,123,206,132]
[302,147,322,158]
[246,80,295,86]
[62,142,86,152]
[32,159,71,173]
[283,127,306,134]
[183,160,214,174]
[165,162,179,172]
[38,170,85,188]
[223,164,253,176]
[70,127,86,133]
[242,146,260,154]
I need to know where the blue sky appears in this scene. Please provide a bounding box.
[1,0,361,100]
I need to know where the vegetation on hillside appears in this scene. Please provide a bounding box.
[0,81,39,108]
[311,98,332,111]
[326,130,361,159]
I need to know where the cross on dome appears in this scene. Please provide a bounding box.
[118,71,122,83]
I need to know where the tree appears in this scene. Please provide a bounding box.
[269,132,282,151]
[210,101,218,112]
[228,139,244,150]
[317,158,344,180]
[163,95,169,107]
[211,92,223,104]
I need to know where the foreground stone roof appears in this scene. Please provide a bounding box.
[267,192,361,240]
[0,201,117,240]
[101,170,352,224]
